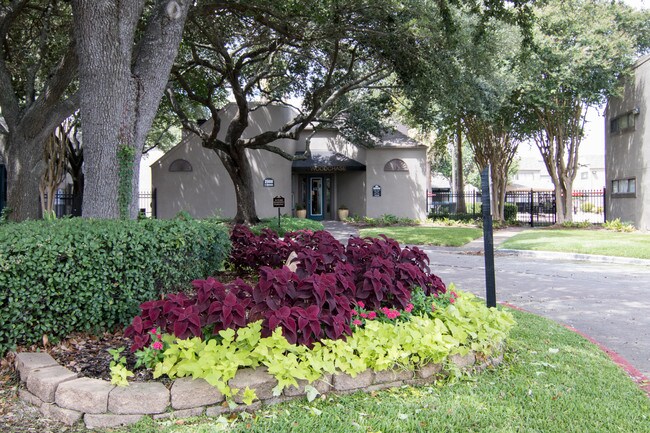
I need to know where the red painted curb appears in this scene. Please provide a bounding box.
[500,302,650,398]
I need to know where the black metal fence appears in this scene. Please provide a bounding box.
[51,190,157,218]
[428,189,605,227]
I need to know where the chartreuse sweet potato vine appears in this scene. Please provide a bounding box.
[144,289,514,403]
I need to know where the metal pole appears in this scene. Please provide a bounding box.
[481,167,496,308]
[278,207,281,230]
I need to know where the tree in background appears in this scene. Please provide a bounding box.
[403,7,529,221]
[71,0,191,219]
[167,0,433,223]
[0,0,77,221]
[521,0,649,223]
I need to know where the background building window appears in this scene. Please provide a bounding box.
[612,177,636,196]
[610,110,637,134]
[384,159,408,172]
[169,159,193,172]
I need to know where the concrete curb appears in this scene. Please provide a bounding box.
[15,349,504,429]
[498,249,650,266]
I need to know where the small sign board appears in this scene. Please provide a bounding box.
[263,177,275,187]
[372,184,382,197]
[273,196,285,207]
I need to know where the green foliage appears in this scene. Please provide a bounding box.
[560,220,591,229]
[151,290,514,400]
[108,347,134,387]
[504,203,517,222]
[347,214,419,227]
[0,207,12,224]
[580,202,595,213]
[603,218,635,233]
[251,217,324,236]
[0,218,231,357]
[118,144,136,219]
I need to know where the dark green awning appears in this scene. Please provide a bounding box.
[292,151,366,173]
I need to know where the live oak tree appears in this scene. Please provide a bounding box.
[521,0,649,223]
[167,0,418,224]
[0,0,77,221]
[71,0,191,218]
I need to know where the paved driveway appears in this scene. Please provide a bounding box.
[421,248,650,379]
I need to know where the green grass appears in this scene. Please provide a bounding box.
[359,226,482,247]
[500,229,650,259]
[115,309,650,433]
[251,216,324,236]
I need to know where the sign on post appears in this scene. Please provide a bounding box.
[273,196,285,230]
[264,178,275,187]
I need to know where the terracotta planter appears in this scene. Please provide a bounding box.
[337,209,349,221]
[296,209,307,218]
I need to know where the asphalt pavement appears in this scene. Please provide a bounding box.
[322,221,650,380]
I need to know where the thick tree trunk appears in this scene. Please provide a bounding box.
[4,134,43,221]
[217,147,260,224]
[72,0,190,219]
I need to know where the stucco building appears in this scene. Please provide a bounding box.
[151,105,429,220]
[605,54,649,231]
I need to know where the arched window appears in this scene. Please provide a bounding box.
[169,159,193,172]
[384,159,408,172]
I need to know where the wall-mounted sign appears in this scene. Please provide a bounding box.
[263,177,275,187]
[273,196,285,207]
[372,184,382,197]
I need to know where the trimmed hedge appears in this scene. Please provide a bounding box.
[0,218,230,356]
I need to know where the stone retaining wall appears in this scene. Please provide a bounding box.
[15,350,503,429]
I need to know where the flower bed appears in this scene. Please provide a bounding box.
[14,228,515,429]
[15,345,504,429]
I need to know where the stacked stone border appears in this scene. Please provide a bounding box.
[15,349,503,429]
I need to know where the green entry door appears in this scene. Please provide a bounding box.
[308,176,324,220]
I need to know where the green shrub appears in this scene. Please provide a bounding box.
[504,203,517,221]
[561,220,592,229]
[580,202,595,213]
[0,218,230,356]
[603,218,635,232]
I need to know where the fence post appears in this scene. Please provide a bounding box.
[152,188,157,219]
[529,189,534,227]
[602,187,606,223]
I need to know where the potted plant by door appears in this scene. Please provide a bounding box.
[295,204,307,218]
[337,204,349,221]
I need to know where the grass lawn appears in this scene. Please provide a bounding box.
[250,216,324,236]
[117,309,650,433]
[500,229,650,259]
[359,226,483,247]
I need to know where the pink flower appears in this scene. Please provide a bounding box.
[360,312,368,319]
[449,298,456,304]
[405,304,414,313]
[352,319,362,326]
[451,291,458,298]
[431,304,436,312]
[156,333,162,340]
[150,328,158,334]
[357,301,365,309]
[152,341,163,350]
[367,311,377,320]
[351,310,358,316]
